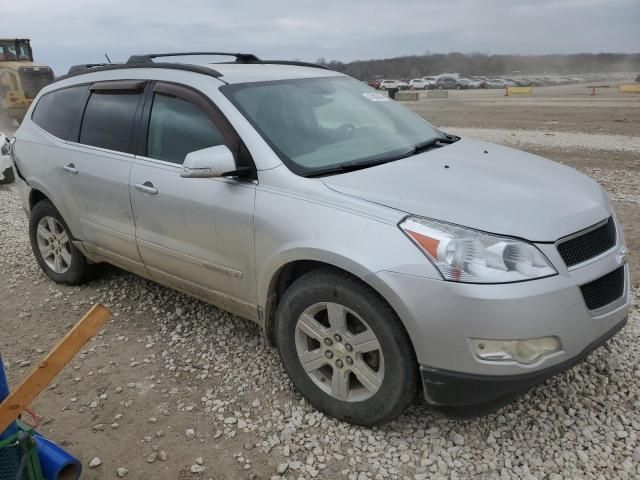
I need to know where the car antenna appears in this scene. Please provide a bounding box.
[104,53,112,63]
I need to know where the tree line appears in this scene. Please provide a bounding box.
[315,52,640,80]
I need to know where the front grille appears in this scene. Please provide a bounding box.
[580,266,625,311]
[18,67,54,99]
[557,217,616,268]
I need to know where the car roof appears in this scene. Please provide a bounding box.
[56,61,343,86]
[205,63,341,83]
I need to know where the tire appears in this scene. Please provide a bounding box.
[0,166,14,185]
[29,200,93,285]
[275,269,418,426]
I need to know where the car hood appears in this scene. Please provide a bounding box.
[321,138,610,241]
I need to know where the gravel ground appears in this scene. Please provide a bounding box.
[1,87,640,479]
[1,181,639,479]
[444,128,640,154]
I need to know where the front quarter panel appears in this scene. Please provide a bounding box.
[254,167,442,310]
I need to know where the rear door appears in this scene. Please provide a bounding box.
[63,80,146,274]
[130,81,257,319]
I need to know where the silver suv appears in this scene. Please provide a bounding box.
[7,52,630,425]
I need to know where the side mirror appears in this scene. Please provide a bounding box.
[180,145,237,178]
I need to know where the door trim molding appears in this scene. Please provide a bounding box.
[138,238,243,279]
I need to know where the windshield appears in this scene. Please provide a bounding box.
[222,76,443,176]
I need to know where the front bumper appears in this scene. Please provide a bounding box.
[365,235,630,408]
[421,315,627,408]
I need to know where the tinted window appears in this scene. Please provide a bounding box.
[31,85,87,139]
[79,91,141,153]
[147,93,224,164]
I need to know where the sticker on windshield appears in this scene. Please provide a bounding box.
[362,92,390,102]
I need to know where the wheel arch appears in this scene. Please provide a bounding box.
[260,252,417,358]
[29,188,49,210]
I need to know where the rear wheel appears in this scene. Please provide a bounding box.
[29,200,93,285]
[275,269,418,426]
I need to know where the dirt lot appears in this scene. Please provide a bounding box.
[1,84,639,480]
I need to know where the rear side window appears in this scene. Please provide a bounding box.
[31,85,88,139]
[79,90,141,153]
[146,93,224,164]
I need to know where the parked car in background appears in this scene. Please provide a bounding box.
[454,78,471,89]
[513,78,533,87]
[379,79,399,90]
[485,78,514,89]
[457,78,483,89]
[422,76,437,88]
[409,78,429,90]
[367,79,381,89]
[435,76,458,90]
[635,74,640,82]
[397,80,409,90]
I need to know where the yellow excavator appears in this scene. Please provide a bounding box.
[0,38,54,126]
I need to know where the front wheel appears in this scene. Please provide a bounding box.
[29,200,93,285]
[275,269,418,426]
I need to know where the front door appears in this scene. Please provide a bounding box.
[130,82,257,319]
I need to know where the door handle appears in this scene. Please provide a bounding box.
[134,181,158,195]
[63,163,78,175]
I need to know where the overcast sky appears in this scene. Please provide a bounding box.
[6,0,640,75]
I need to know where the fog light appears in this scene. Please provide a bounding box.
[470,337,561,364]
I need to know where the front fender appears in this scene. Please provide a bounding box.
[254,184,442,311]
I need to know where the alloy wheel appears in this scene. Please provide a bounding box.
[36,216,72,274]
[294,302,384,402]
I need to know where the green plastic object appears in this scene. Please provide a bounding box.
[0,422,44,480]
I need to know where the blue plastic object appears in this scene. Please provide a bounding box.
[0,354,18,441]
[33,434,81,480]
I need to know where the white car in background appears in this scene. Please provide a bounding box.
[423,76,437,88]
[379,79,399,90]
[409,78,429,89]
[463,78,483,89]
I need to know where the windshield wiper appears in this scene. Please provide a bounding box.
[304,134,461,178]
[305,157,397,177]
[410,134,460,155]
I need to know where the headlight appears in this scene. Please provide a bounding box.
[399,217,556,283]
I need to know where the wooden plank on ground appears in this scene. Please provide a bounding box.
[0,304,111,433]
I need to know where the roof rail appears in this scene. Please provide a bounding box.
[55,53,330,83]
[127,52,331,70]
[55,62,223,82]
[67,63,108,75]
[127,52,260,64]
